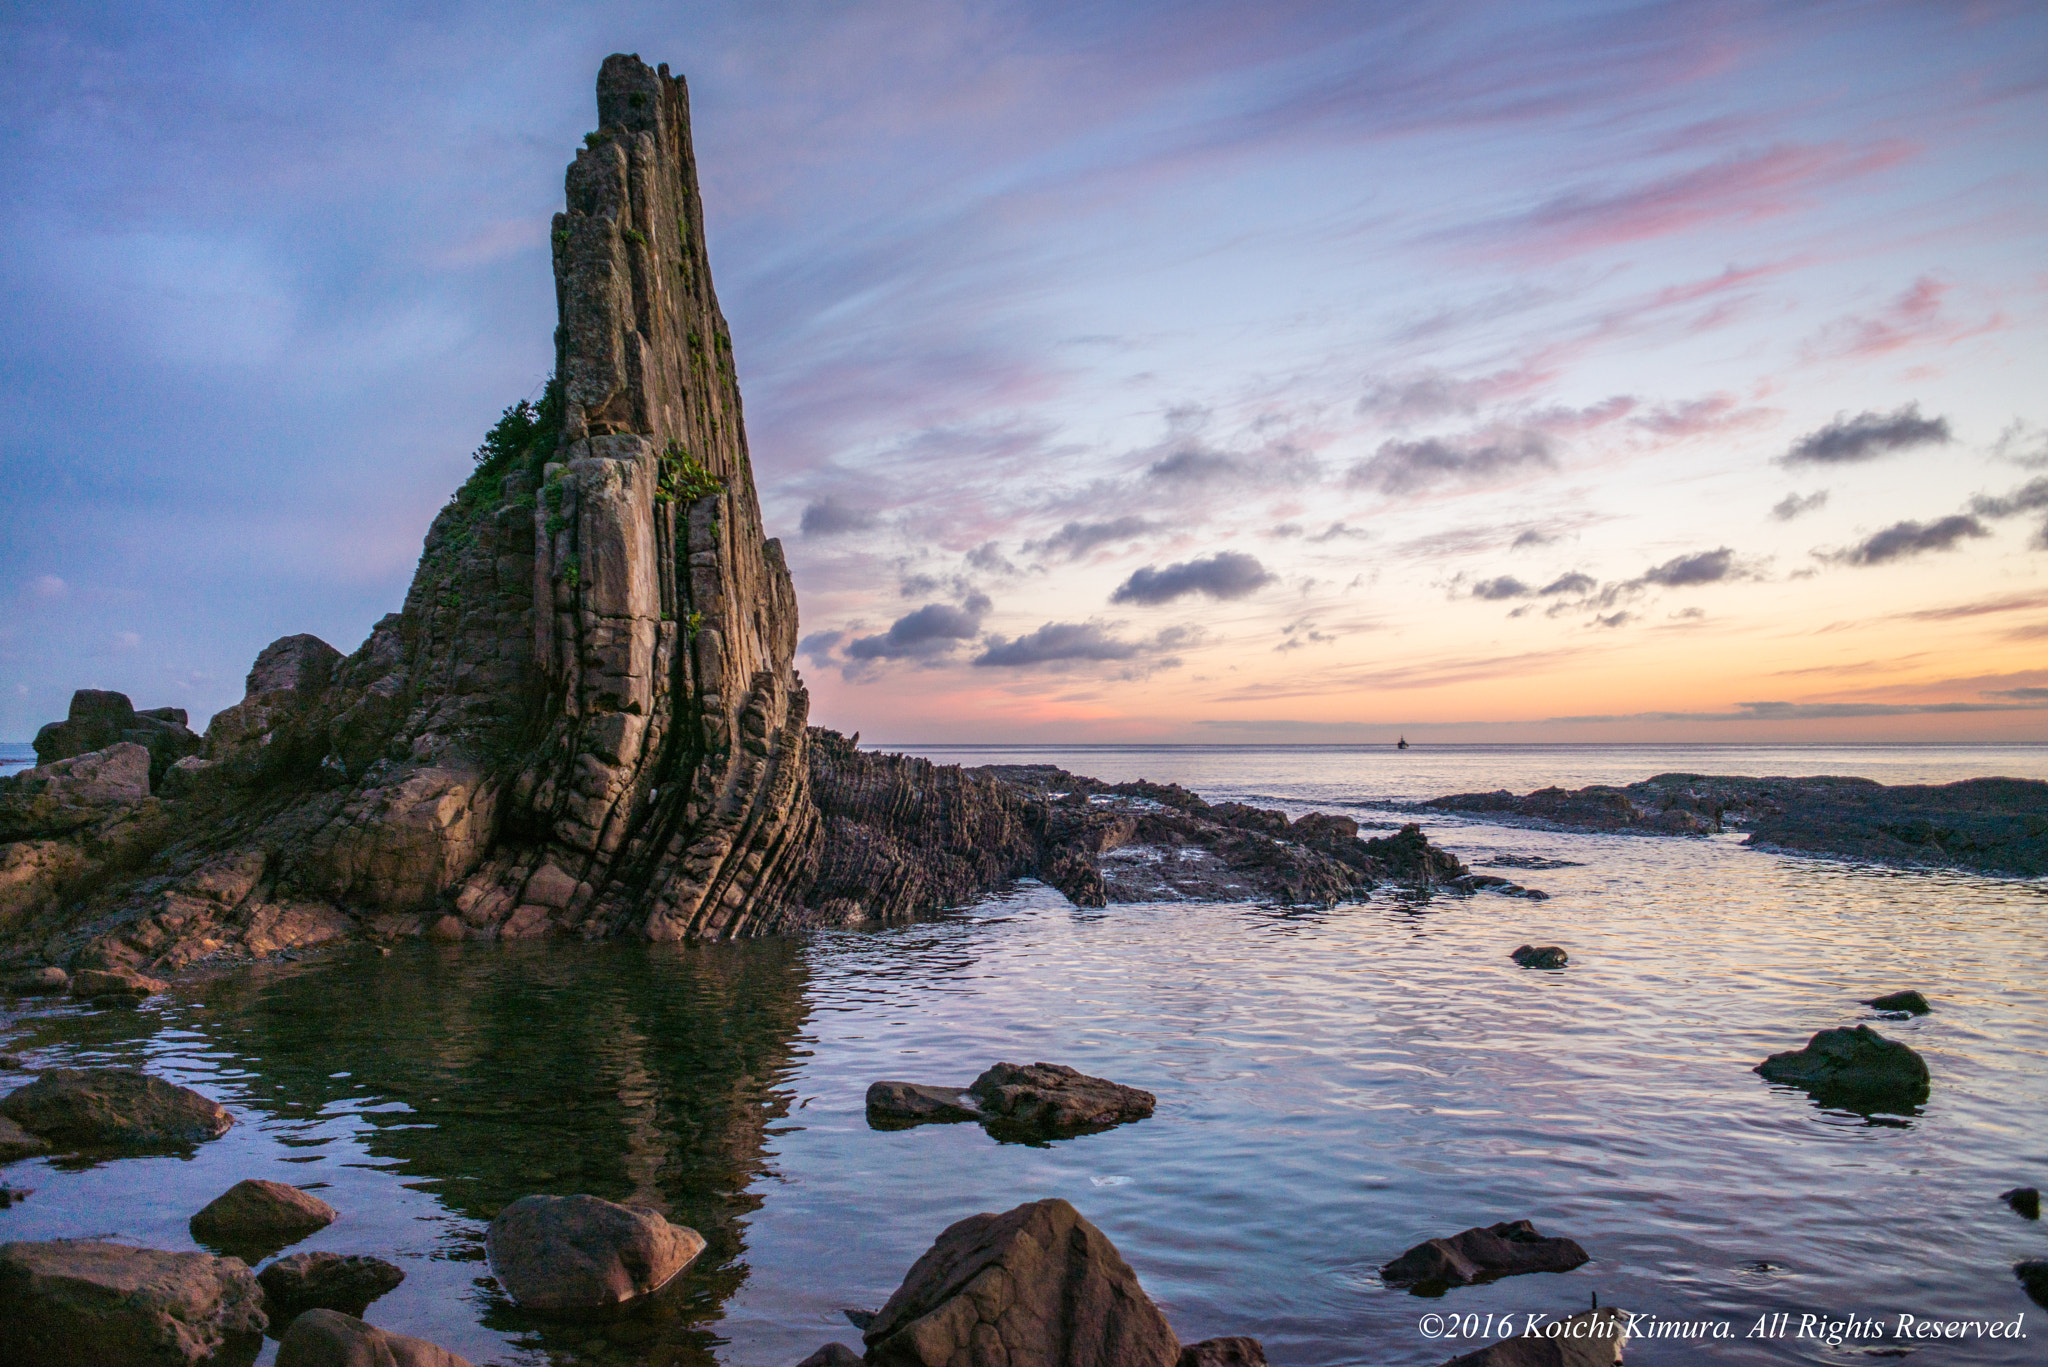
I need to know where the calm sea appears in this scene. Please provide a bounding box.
[2,744,2044,1366]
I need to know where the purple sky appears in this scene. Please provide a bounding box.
[3,1,2045,744]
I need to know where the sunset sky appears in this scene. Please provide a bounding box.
[3,1,2045,744]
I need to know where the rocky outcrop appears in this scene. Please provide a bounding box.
[1754,1025,1930,1111]
[0,1238,266,1367]
[7,965,68,994]
[1424,773,2048,875]
[257,1254,404,1319]
[0,1068,233,1150]
[33,692,201,787]
[276,1308,470,1367]
[1440,1307,1629,1367]
[1382,1220,1591,1291]
[70,967,169,1001]
[189,1180,337,1260]
[484,1192,705,1310]
[862,1198,1180,1367]
[866,1062,1156,1139]
[0,1116,49,1163]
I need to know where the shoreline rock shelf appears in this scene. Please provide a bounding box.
[1421,773,2048,876]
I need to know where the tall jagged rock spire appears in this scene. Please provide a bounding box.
[463,54,821,938]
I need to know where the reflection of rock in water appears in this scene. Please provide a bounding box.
[187,941,809,1337]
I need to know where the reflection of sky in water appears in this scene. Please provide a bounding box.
[1,747,2045,1366]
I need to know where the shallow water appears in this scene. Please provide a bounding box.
[4,745,2047,1366]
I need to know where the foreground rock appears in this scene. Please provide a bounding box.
[0,742,152,840]
[485,1193,704,1311]
[8,966,68,995]
[189,1180,337,1259]
[862,1197,1180,1367]
[1864,990,1929,1015]
[1424,773,2048,876]
[0,1116,50,1162]
[1180,1338,1269,1366]
[1382,1220,1590,1291]
[2018,1259,2048,1310]
[258,1253,404,1318]
[867,1062,1156,1138]
[1753,1025,1930,1111]
[796,1346,863,1367]
[1441,1307,1629,1367]
[0,1238,265,1367]
[1511,945,1567,969]
[2002,1187,2040,1220]
[70,967,169,1001]
[277,1308,469,1367]
[0,1068,233,1149]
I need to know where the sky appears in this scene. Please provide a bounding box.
[2,0,2045,746]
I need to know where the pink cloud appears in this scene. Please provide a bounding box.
[1806,274,2008,360]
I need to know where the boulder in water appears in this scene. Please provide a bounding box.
[866,1082,980,1125]
[276,1307,470,1367]
[7,967,69,996]
[0,1238,266,1367]
[2002,1187,2040,1220]
[0,1068,232,1149]
[862,1197,1180,1367]
[1180,1338,1269,1366]
[257,1252,404,1318]
[796,1345,864,1367]
[2016,1259,2048,1310]
[189,1180,337,1259]
[69,968,169,1002]
[1753,1025,1929,1111]
[966,1062,1157,1133]
[1863,990,1929,1015]
[1511,945,1568,969]
[485,1193,704,1311]
[1382,1220,1590,1291]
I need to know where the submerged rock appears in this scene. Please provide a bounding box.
[7,967,69,995]
[1864,990,1930,1015]
[2002,1187,2040,1220]
[189,1180,337,1259]
[484,1193,705,1311]
[863,1197,1180,1367]
[1180,1338,1269,1366]
[0,1068,232,1149]
[865,1082,980,1124]
[276,1307,469,1367]
[1511,945,1568,970]
[1439,1306,1629,1367]
[257,1253,404,1318]
[796,1345,863,1367]
[69,967,169,1002]
[1753,1025,1930,1111]
[0,1238,266,1367]
[1382,1220,1591,1291]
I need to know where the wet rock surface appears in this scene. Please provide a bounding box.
[1424,773,2048,875]
[70,967,169,1001]
[189,1180,337,1260]
[484,1193,705,1311]
[1382,1219,1591,1291]
[1179,1337,1270,1366]
[1439,1307,1629,1367]
[276,1307,470,1367]
[0,1237,266,1367]
[1864,990,1930,1014]
[6,966,69,994]
[862,1197,1180,1367]
[257,1253,405,1318]
[867,1062,1156,1139]
[1511,945,1568,969]
[0,1068,233,1150]
[796,1345,863,1367]
[1753,1025,1930,1111]
[2018,1259,2048,1310]
[2001,1186,2039,1219]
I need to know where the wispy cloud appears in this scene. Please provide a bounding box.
[1110,551,1276,605]
[1778,404,1951,466]
[1826,516,1989,566]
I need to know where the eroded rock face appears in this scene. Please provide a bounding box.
[276,1308,470,1367]
[0,1068,233,1150]
[1382,1220,1591,1291]
[484,1193,705,1310]
[863,1197,1180,1367]
[0,1238,266,1367]
[0,743,152,840]
[1753,1025,1930,1111]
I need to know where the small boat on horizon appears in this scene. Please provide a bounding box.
[1397,736,1409,750]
